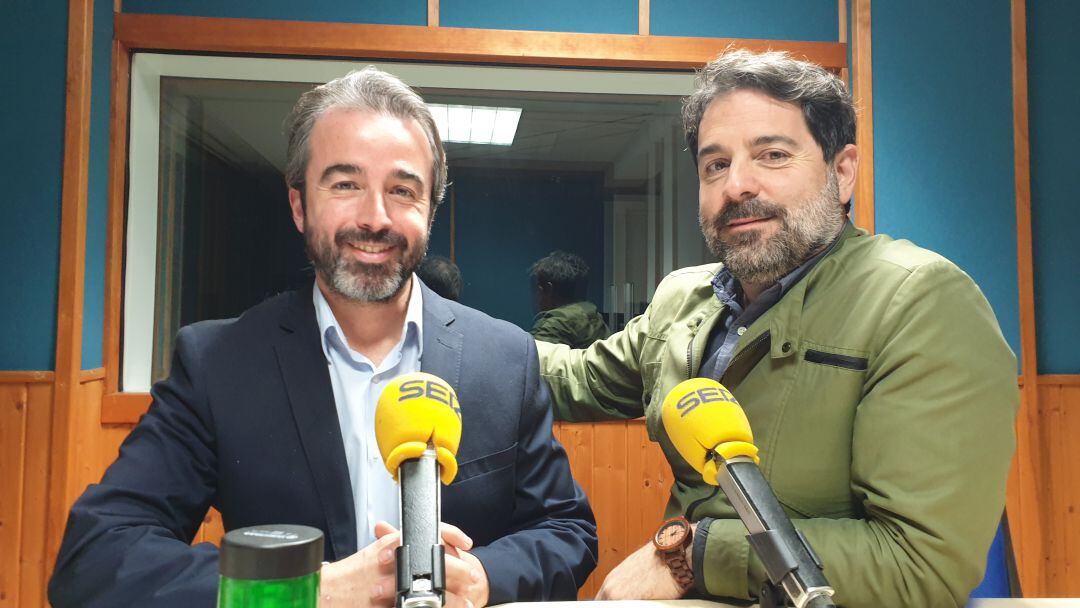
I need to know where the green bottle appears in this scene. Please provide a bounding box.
[218,524,324,608]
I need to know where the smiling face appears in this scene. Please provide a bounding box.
[695,89,857,288]
[288,108,434,303]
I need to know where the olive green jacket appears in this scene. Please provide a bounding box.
[531,301,610,349]
[537,223,1018,607]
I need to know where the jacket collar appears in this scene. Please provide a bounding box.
[275,288,357,559]
[272,281,465,559]
[417,280,464,389]
[758,221,865,361]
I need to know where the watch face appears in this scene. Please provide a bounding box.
[654,518,689,550]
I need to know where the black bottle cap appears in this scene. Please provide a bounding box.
[220,524,325,581]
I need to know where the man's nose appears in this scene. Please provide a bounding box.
[354,190,393,232]
[722,159,761,203]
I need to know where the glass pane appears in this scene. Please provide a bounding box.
[150,74,710,383]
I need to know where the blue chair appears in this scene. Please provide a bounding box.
[967,515,1020,602]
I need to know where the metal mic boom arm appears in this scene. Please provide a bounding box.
[711,454,836,608]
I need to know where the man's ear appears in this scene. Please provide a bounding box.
[288,187,305,234]
[833,143,859,207]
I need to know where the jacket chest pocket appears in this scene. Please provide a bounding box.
[764,343,868,518]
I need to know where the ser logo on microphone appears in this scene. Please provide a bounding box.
[676,385,736,418]
[397,379,463,418]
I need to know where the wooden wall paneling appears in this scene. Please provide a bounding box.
[48,0,96,586]
[0,381,54,608]
[198,509,226,546]
[103,40,131,395]
[19,383,54,608]
[114,13,847,71]
[1009,0,1045,596]
[849,0,874,233]
[1062,384,1080,594]
[590,423,630,596]
[100,391,150,424]
[1039,383,1065,594]
[625,422,669,546]
[552,422,598,597]
[68,378,108,500]
[1039,375,1080,386]
[0,372,54,383]
[1039,382,1080,596]
[0,384,30,607]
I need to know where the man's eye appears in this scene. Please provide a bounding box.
[331,182,359,191]
[391,186,417,199]
[762,150,790,162]
[703,159,729,174]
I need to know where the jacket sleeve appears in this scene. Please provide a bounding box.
[537,302,652,422]
[692,261,1019,607]
[48,325,221,607]
[470,336,599,603]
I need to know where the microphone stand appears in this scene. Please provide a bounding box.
[709,453,836,608]
[396,444,446,608]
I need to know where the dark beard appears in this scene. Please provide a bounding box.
[700,171,843,287]
[305,227,426,302]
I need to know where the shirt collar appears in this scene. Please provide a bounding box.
[312,274,425,363]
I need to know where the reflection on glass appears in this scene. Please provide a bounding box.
[151,76,711,383]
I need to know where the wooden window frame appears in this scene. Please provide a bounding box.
[101,12,849,421]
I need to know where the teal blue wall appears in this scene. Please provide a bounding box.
[0,5,68,370]
[82,0,113,370]
[1028,1,1080,374]
[871,0,1021,360]
[652,0,837,41]
[428,170,606,331]
[442,0,636,34]
[121,0,425,25]
[8,1,1073,377]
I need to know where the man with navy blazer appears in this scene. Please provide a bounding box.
[49,68,597,607]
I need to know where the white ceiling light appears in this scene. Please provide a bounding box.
[428,103,522,145]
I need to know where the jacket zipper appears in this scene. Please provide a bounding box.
[683,332,770,521]
[686,333,694,379]
[721,330,771,380]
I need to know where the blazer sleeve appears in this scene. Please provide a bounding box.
[48,325,221,607]
[470,336,599,603]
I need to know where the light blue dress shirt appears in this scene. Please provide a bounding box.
[313,276,424,549]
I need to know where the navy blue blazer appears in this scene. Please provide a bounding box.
[49,283,598,607]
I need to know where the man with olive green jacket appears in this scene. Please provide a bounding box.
[538,49,1018,608]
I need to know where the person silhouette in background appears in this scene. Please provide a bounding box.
[417,255,463,301]
[529,251,609,349]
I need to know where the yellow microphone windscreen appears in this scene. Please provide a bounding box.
[375,372,462,484]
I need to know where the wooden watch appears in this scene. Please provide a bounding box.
[652,516,694,591]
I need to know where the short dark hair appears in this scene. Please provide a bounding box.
[529,251,589,301]
[417,256,463,301]
[682,48,856,164]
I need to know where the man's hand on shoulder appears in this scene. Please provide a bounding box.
[595,539,685,601]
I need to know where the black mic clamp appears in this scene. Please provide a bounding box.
[712,453,836,608]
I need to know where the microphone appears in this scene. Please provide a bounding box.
[376,372,463,608]
[660,378,836,608]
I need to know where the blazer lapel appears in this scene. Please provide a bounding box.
[419,283,463,390]
[275,289,357,559]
